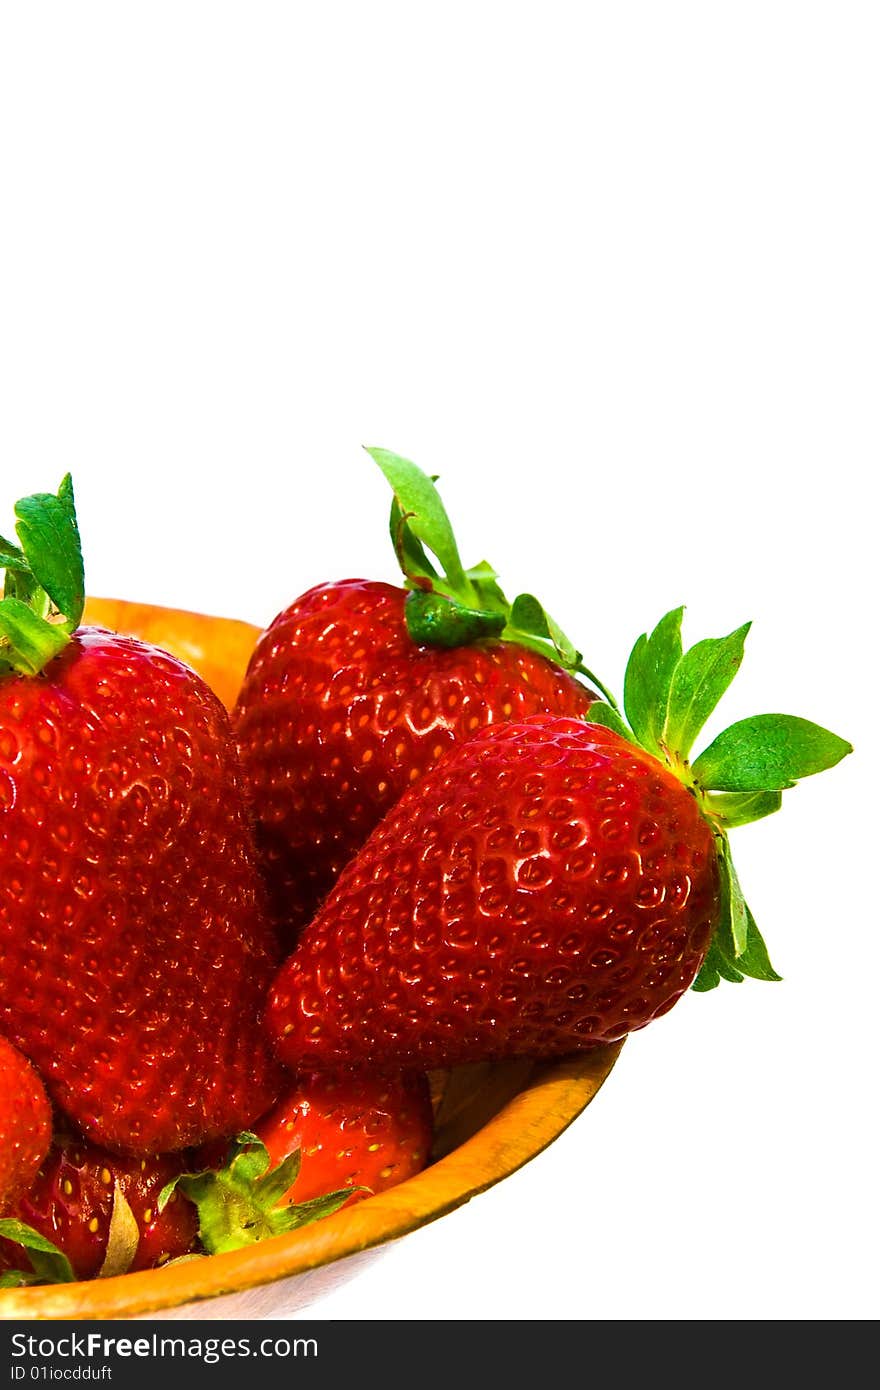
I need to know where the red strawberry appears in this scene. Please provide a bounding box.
[234,450,608,935]
[267,609,851,1072]
[0,477,282,1155]
[173,1071,434,1257]
[0,1037,52,1212]
[250,1069,433,1204]
[0,1133,198,1284]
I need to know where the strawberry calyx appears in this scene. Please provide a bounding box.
[0,1217,76,1288]
[366,446,616,705]
[586,608,852,990]
[157,1132,360,1257]
[0,475,85,676]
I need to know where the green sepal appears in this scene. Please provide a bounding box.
[0,1270,41,1288]
[623,607,684,753]
[704,789,783,829]
[367,447,467,591]
[692,936,741,992]
[465,563,509,618]
[14,475,85,629]
[0,597,71,675]
[0,475,85,676]
[733,901,783,982]
[389,492,440,586]
[158,1132,360,1257]
[585,701,635,744]
[692,840,781,991]
[663,622,751,758]
[0,1218,76,1285]
[693,714,853,792]
[725,846,750,957]
[504,595,616,701]
[2,564,45,610]
[368,446,612,699]
[509,594,579,669]
[0,534,29,572]
[405,590,506,649]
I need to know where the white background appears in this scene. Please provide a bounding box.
[1,3,876,1321]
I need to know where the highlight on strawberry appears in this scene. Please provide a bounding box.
[232,448,611,938]
[267,604,851,1073]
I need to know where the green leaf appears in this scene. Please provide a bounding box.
[0,597,71,675]
[222,1130,271,1188]
[389,494,439,585]
[57,473,80,537]
[510,593,552,641]
[0,533,30,572]
[0,1218,76,1285]
[3,570,40,608]
[693,714,853,792]
[664,622,751,758]
[510,593,578,668]
[0,1269,41,1288]
[691,840,781,991]
[501,595,617,703]
[586,701,635,743]
[622,634,650,743]
[704,788,783,829]
[465,559,501,585]
[622,608,684,752]
[162,1132,360,1258]
[643,607,685,747]
[367,447,467,591]
[279,1188,359,1231]
[734,902,783,982]
[468,564,509,615]
[724,846,749,958]
[692,935,739,991]
[14,476,85,629]
[252,1149,302,1210]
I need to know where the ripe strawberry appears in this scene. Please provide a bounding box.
[234,449,609,934]
[0,1036,52,1213]
[267,609,851,1072]
[0,477,282,1155]
[249,1069,433,1204]
[0,1133,198,1285]
[170,1070,434,1257]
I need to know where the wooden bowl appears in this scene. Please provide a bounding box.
[0,599,623,1321]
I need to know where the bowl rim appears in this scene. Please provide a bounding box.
[0,1044,622,1321]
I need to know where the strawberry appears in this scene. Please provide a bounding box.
[0,477,282,1155]
[0,1036,52,1213]
[233,449,610,935]
[0,1073,434,1285]
[247,1068,432,1204]
[0,1132,198,1285]
[266,608,851,1072]
[168,1070,434,1257]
